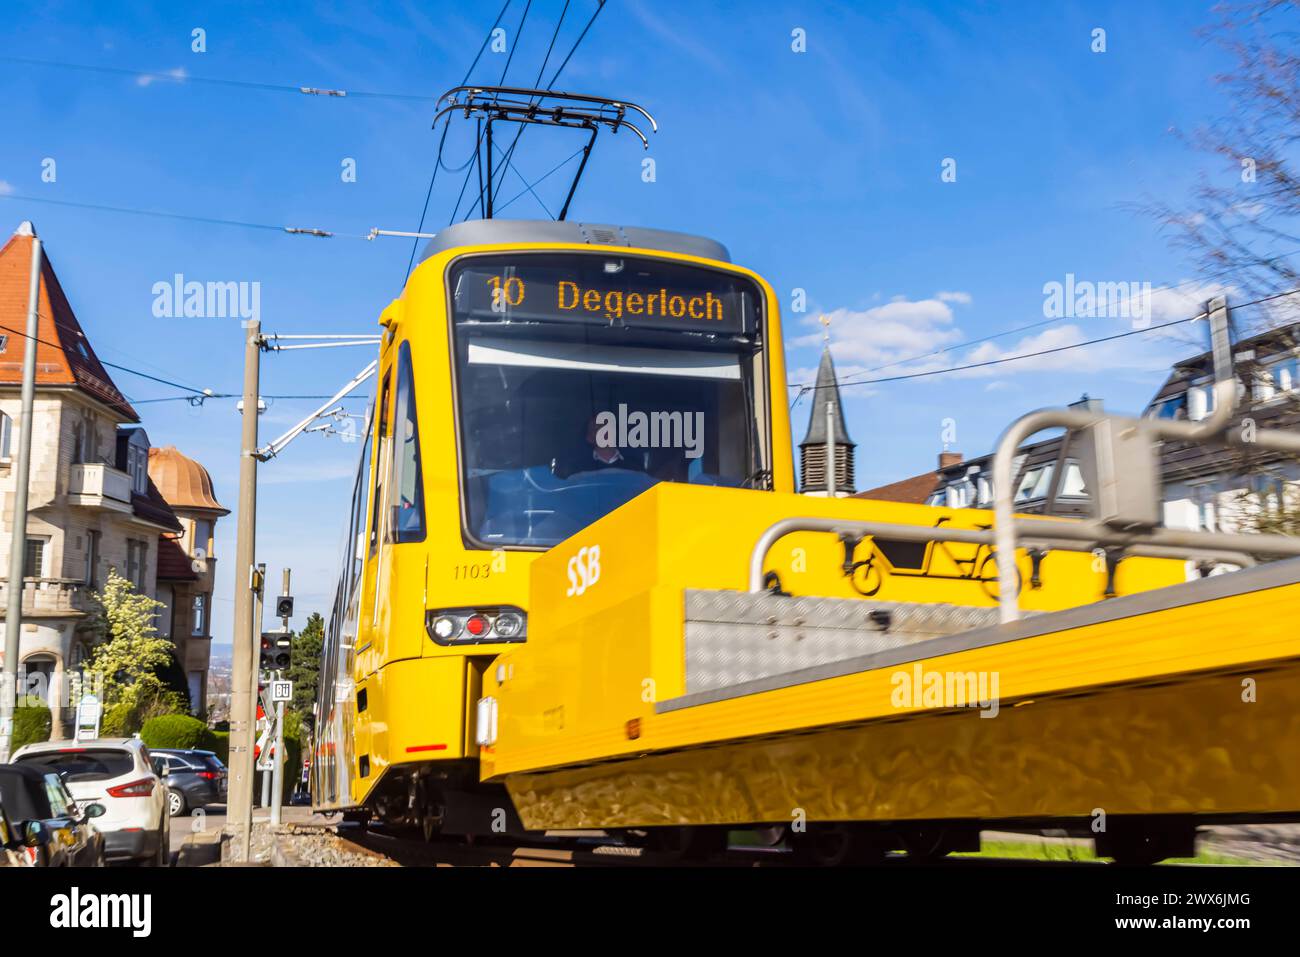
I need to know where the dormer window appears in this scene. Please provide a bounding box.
[126,443,148,494]
[1014,464,1055,503]
[1149,394,1187,420]
[1255,356,1298,402]
[1187,381,1215,421]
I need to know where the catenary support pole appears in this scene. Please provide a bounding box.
[226,321,262,860]
[0,227,42,763]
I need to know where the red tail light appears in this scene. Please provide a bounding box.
[106,778,155,798]
[196,771,217,780]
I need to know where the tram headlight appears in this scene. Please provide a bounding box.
[426,606,527,645]
[494,611,523,639]
[431,615,460,640]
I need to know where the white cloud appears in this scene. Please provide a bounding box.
[788,280,1241,392]
[0,180,13,196]
[137,67,188,88]
[791,294,969,368]
[946,280,1237,379]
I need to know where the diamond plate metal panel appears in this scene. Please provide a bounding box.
[683,590,1003,694]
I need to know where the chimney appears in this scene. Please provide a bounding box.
[938,451,963,470]
[1068,393,1104,413]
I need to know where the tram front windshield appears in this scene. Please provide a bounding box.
[449,253,767,548]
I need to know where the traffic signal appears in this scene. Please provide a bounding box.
[260,632,292,671]
[275,595,294,619]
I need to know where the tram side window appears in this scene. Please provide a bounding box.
[389,341,426,542]
[369,372,392,556]
[349,428,372,589]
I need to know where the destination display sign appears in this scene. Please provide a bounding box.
[451,254,758,336]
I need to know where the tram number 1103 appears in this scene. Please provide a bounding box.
[453,562,492,580]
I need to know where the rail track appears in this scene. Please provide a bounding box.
[278,820,1146,868]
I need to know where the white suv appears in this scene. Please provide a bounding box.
[13,738,170,866]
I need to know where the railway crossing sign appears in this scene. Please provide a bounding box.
[270,680,293,703]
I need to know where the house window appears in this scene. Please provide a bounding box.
[126,539,148,588]
[945,482,970,508]
[1149,394,1186,420]
[0,334,8,353]
[1187,382,1215,422]
[84,530,101,587]
[193,519,212,558]
[1191,485,1218,532]
[1258,356,1298,400]
[126,445,148,494]
[0,411,11,461]
[1015,465,1055,503]
[192,593,207,636]
[1059,460,1089,498]
[71,412,98,465]
[24,537,48,579]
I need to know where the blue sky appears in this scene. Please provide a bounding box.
[0,1,1263,644]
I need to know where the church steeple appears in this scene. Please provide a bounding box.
[799,333,855,495]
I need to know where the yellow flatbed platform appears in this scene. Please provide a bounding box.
[478,484,1299,832]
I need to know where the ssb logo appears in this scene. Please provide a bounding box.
[565,545,601,597]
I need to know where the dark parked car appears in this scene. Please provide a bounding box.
[150,749,227,816]
[1,803,30,867]
[0,764,106,867]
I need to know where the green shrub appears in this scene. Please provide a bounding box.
[281,711,305,800]
[140,714,218,752]
[13,696,51,750]
[210,730,230,764]
[100,700,140,737]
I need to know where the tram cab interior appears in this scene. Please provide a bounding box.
[450,250,778,548]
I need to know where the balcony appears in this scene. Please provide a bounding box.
[0,578,96,618]
[68,463,133,512]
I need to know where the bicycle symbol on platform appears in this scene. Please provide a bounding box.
[840,517,1035,601]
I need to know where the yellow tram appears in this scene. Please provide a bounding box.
[314,216,1300,862]
[313,218,799,834]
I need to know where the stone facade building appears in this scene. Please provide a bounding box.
[148,445,228,715]
[0,222,225,734]
[902,326,1300,536]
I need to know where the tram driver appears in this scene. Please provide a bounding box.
[551,414,649,479]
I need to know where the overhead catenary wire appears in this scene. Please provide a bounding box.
[0,54,441,103]
[452,0,538,225]
[404,0,515,283]
[0,191,363,239]
[452,0,607,226]
[0,314,214,398]
[0,313,384,405]
[790,288,1300,396]
[475,0,570,220]
[805,246,1300,393]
